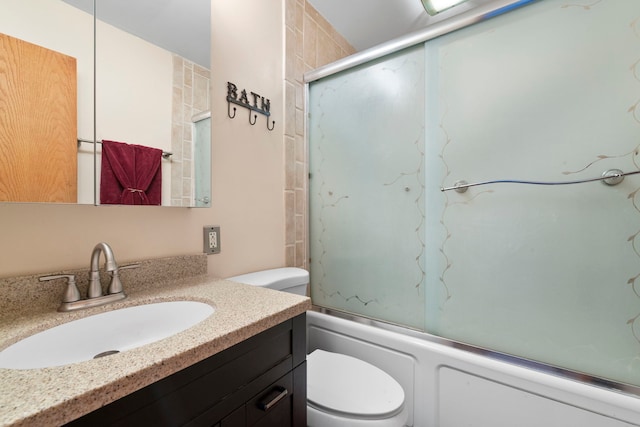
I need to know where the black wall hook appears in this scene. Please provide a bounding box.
[227,103,236,119]
[226,81,275,131]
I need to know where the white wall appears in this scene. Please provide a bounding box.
[0,0,287,279]
[209,0,286,275]
[95,18,174,205]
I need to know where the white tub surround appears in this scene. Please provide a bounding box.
[307,311,640,427]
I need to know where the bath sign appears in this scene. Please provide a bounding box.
[226,81,275,131]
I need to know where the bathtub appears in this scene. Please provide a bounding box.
[306,310,640,427]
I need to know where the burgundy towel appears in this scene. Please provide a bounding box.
[100,140,162,205]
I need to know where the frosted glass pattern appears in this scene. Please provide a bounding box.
[309,46,426,329]
[424,0,640,386]
[308,0,640,387]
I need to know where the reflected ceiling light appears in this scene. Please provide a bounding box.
[421,0,470,16]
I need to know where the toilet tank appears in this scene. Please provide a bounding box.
[227,267,309,296]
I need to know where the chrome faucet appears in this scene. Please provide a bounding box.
[88,242,121,298]
[39,242,138,312]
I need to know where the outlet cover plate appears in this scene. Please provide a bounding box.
[203,226,221,254]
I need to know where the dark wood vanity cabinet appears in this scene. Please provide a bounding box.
[66,313,306,427]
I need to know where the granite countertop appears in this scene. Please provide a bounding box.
[0,274,311,427]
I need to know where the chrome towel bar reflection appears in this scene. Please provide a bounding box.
[77,138,173,160]
[441,169,640,193]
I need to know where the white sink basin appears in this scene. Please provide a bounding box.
[0,301,214,370]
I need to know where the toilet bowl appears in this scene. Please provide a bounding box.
[227,268,408,427]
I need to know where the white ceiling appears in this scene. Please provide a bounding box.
[63,0,211,67]
[62,0,496,67]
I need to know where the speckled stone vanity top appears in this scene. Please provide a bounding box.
[0,255,311,427]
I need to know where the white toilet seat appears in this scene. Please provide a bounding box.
[306,350,408,427]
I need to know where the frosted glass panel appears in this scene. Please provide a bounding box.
[309,46,426,329]
[424,0,640,386]
[308,0,640,387]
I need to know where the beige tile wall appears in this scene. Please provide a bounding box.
[171,55,211,206]
[284,0,356,268]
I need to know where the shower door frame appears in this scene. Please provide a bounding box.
[303,0,640,400]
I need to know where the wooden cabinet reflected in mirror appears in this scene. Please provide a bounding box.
[0,33,78,203]
[0,0,211,207]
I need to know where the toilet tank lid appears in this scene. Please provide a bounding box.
[226,267,309,291]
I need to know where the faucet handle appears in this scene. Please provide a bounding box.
[107,263,139,295]
[119,263,141,271]
[39,274,81,303]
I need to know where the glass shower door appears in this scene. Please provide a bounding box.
[308,45,426,329]
[423,0,640,387]
[308,0,640,388]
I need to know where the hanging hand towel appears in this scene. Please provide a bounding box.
[100,140,162,205]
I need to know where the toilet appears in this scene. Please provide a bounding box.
[227,268,408,427]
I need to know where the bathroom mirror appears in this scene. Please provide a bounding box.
[0,0,211,207]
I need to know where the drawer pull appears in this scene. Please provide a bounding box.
[257,386,288,411]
